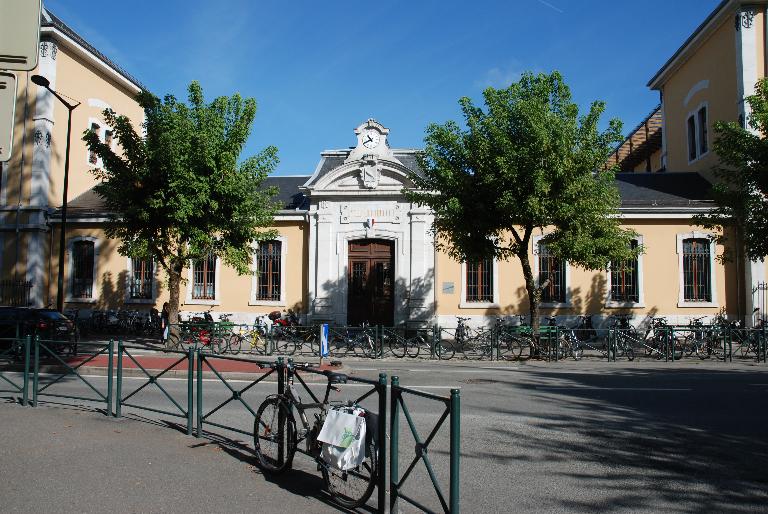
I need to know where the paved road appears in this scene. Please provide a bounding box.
[2,358,768,513]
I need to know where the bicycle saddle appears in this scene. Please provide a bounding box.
[325,371,348,384]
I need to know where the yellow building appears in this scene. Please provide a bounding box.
[3,2,767,329]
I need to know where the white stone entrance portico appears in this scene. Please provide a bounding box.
[302,120,435,326]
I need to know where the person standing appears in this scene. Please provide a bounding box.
[161,302,170,342]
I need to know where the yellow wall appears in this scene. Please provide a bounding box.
[661,18,738,173]
[53,221,308,317]
[435,220,742,320]
[47,46,144,206]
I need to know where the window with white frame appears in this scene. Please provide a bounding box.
[682,238,712,302]
[537,242,567,304]
[255,240,281,301]
[192,254,217,300]
[465,258,493,303]
[676,232,717,307]
[88,122,100,165]
[686,104,708,162]
[609,240,640,303]
[129,258,154,300]
[87,119,115,167]
[71,240,95,299]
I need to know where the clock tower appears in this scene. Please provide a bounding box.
[345,118,399,164]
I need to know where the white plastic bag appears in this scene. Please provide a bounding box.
[318,407,366,471]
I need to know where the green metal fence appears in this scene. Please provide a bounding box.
[196,351,276,438]
[32,337,113,414]
[0,335,31,405]
[390,375,460,513]
[115,342,195,435]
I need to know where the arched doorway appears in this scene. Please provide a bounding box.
[347,239,394,326]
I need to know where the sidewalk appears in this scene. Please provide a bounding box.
[0,401,341,514]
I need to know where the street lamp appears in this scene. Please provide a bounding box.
[31,74,80,313]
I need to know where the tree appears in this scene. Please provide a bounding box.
[695,77,768,260]
[83,81,279,340]
[406,71,639,333]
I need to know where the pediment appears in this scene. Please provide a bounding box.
[305,158,417,193]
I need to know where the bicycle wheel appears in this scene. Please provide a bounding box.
[253,398,296,474]
[274,334,298,356]
[228,334,243,355]
[436,339,455,360]
[498,336,522,361]
[406,336,423,359]
[516,336,533,361]
[388,334,407,358]
[322,437,377,509]
[330,335,349,358]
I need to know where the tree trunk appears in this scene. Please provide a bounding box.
[518,250,541,335]
[165,261,184,349]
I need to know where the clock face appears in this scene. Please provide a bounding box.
[362,129,380,148]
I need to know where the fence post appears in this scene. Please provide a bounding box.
[116,341,124,418]
[187,346,194,435]
[390,375,400,514]
[377,372,387,513]
[22,335,30,406]
[32,335,39,407]
[106,339,114,416]
[450,388,461,514]
[277,357,285,467]
[432,325,438,359]
[196,350,203,438]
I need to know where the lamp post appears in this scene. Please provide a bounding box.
[30,74,80,313]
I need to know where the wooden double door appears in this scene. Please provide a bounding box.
[347,239,394,327]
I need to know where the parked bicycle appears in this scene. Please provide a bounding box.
[252,361,378,509]
[329,323,377,358]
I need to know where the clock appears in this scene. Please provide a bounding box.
[362,129,380,149]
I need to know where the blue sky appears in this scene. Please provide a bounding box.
[46,0,722,175]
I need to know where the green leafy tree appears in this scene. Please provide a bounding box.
[83,81,278,338]
[695,77,768,260]
[406,71,639,332]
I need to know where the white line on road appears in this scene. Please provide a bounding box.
[535,386,692,391]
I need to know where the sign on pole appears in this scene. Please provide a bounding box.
[0,72,17,162]
[0,0,42,71]
[320,323,329,358]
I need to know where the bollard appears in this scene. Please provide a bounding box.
[116,341,124,417]
[450,388,461,514]
[22,335,31,406]
[106,340,114,416]
[377,372,387,512]
[196,350,203,438]
[32,335,40,407]
[187,346,194,435]
[390,375,400,513]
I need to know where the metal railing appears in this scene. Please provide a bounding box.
[0,279,32,306]
[0,335,31,405]
[390,375,460,513]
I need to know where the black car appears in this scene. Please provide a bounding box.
[0,307,78,356]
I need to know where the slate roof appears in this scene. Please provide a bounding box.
[42,8,145,91]
[616,172,713,207]
[261,176,310,210]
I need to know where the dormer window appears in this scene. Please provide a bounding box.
[687,104,708,163]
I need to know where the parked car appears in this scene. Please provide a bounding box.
[0,307,78,356]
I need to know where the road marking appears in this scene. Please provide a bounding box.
[534,386,692,391]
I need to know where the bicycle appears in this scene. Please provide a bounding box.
[228,322,268,355]
[329,323,377,358]
[436,316,499,360]
[253,362,377,509]
[382,327,431,358]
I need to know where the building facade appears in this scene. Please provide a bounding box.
[3,2,768,328]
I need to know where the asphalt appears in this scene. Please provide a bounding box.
[2,355,768,513]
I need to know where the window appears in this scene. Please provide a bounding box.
[255,241,281,301]
[129,258,153,299]
[697,107,708,155]
[538,243,566,304]
[687,105,708,162]
[104,129,113,149]
[682,238,711,302]
[192,254,216,300]
[609,240,639,303]
[71,240,95,299]
[88,122,100,164]
[465,258,493,303]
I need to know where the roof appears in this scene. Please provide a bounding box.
[616,172,713,207]
[606,105,663,171]
[261,176,310,210]
[63,188,110,218]
[42,8,145,91]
